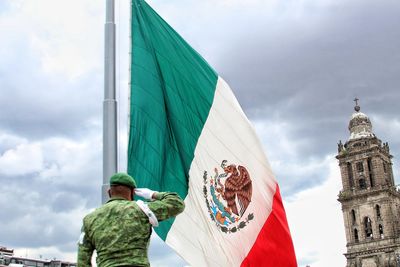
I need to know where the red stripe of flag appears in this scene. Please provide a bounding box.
[241,185,297,267]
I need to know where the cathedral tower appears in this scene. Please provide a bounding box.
[337,100,400,267]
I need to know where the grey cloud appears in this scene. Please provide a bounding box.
[0,41,102,140]
[51,192,87,213]
[203,0,400,195]
[0,182,82,249]
[0,134,25,155]
[0,172,98,212]
[0,135,101,249]
[2,217,78,249]
[219,1,400,119]
[148,236,187,266]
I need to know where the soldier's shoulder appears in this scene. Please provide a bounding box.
[83,206,101,222]
[85,201,141,220]
[83,203,114,221]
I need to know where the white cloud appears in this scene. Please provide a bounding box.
[0,142,43,176]
[285,156,346,267]
[0,0,103,80]
[253,118,305,158]
[38,136,102,187]
[0,133,101,186]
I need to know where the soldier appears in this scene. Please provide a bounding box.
[77,172,185,267]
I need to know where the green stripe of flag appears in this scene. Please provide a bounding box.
[128,0,218,240]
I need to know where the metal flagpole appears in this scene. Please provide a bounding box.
[103,0,117,204]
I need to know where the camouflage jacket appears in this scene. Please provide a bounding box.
[77,192,185,267]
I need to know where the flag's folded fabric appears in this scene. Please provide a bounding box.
[128,0,297,266]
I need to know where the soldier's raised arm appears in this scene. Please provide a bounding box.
[149,192,185,221]
[135,188,185,222]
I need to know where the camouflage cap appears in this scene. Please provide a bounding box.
[109,173,137,189]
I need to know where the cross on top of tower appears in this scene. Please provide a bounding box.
[354,97,360,112]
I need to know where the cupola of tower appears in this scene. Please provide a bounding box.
[348,99,374,140]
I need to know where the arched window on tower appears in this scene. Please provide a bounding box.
[364,217,373,238]
[379,224,384,239]
[354,228,359,242]
[351,209,356,225]
[347,163,354,188]
[376,205,381,220]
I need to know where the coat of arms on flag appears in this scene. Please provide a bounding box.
[203,160,254,233]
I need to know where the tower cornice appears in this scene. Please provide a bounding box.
[336,136,393,160]
[338,185,400,203]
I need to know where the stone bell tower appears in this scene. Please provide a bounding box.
[337,99,400,267]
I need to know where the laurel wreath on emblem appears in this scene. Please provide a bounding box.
[203,160,254,234]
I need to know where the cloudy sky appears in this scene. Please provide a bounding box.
[1,0,400,266]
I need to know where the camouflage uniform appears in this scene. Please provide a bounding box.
[77,192,184,267]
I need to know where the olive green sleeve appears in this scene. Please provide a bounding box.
[148,192,185,222]
[77,223,94,267]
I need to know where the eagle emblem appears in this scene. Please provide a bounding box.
[203,160,254,233]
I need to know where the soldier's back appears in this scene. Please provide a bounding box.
[84,198,151,267]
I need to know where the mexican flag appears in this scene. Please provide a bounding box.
[127,0,297,266]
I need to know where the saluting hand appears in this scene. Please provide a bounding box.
[134,188,156,200]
